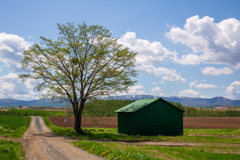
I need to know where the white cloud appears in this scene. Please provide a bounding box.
[123,84,146,95]
[136,64,185,82]
[166,15,240,67]
[119,32,177,65]
[225,81,240,99]
[0,68,2,72]
[119,32,186,82]
[201,67,234,76]
[27,36,33,39]
[151,86,166,97]
[0,73,41,100]
[159,80,165,83]
[178,89,201,97]
[172,53,201,65]
[151,82,157,84]
[190,82,217,89]
[0,32,32,71]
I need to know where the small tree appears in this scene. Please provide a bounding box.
[19,105,22,109]
[20,23,137,132]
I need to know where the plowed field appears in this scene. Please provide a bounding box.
[48,117,240,129]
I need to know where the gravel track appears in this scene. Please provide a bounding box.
[23,116,103,160]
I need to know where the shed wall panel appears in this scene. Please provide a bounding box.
[118,112,134,135]
[117,98,184,136]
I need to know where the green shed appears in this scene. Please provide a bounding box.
[115,98,184,135]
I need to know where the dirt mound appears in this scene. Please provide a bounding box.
[49,117,240,129]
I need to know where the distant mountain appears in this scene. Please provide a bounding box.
[1,95,240,107]
[108,95,240,107]
[108,95,158,100]
[0,98,68,107]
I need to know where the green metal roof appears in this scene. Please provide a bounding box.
[115,98,158,112]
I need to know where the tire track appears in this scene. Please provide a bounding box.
[23,116,103,160]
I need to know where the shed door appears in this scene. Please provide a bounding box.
[147,111,172,135]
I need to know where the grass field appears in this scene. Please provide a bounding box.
[0,115,31,160]
[72,140,240,160]
[0,115,31,138]
[0,140,24,160]
[0,109,65,117]
[43,116,240,159]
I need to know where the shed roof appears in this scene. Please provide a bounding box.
[115,98,185,113]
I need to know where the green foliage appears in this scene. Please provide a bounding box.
[183,107,240,117]
[169,101,240,117]
[82,99,135,117]
[0,109,65,117]
[20,22,137,131]
[54,113,68,117]
[73,140,157,160]
[0,140,24,160]
[0,116,31,137]
[169,101,185,111]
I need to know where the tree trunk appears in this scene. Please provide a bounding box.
[74,111,82,133]
[73,101,84,134]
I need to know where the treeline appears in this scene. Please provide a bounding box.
[170,102,240,117]
[82,99,134,117]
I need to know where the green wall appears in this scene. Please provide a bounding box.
[118,99,183,135]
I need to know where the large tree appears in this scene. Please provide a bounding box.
[20,23,137,132]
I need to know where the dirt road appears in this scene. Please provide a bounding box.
[23,116,103,160]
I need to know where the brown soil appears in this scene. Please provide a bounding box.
[49,117,240,129]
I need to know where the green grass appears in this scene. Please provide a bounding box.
[0,140,24,160]
[73,140,158,160]
[0,109,65,117]
[73,140,240,160]
[184,128,240,137]
[0,115,31,137]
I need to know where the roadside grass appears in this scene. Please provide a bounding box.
[73,140,240,160]
[43,117,240,144]
[184,128,240,137]
[73,140,159,160]
[0,109,65,117]
[0,140,24,160]
[0,115,31,138]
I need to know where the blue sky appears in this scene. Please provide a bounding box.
[1,0,240,100]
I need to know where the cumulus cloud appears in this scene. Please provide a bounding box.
[136,64,185,82]
[166,15,240,67]
[151,86,166,97]
[0,73,41,100]
[225,81,240,99]
[119,32,177,65]
[190,82,217,89]
[0,32,32,71]
[201,67,234,76]
[178,89,201,97]
[118,32,186,82]
[122,84,146,95]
